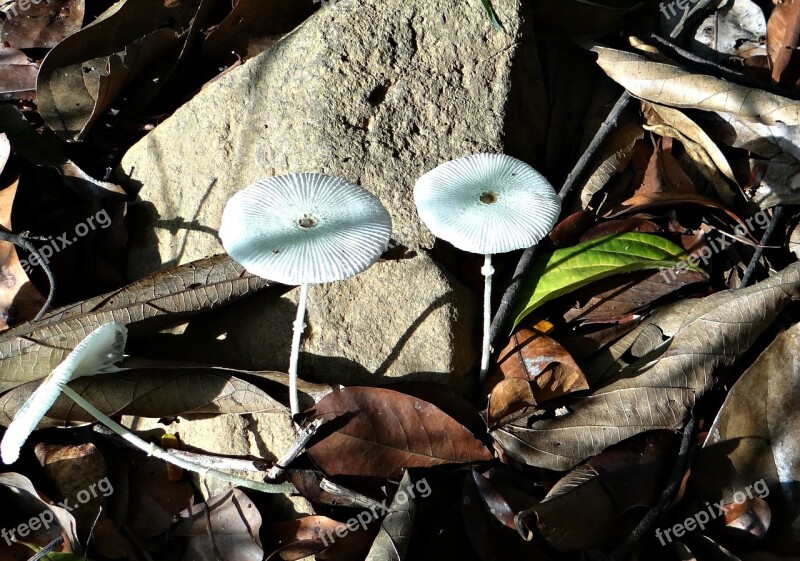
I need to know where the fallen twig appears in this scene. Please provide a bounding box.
[741,206,786,288]
[607,412,698,561]
[265,418,324,481]
[0,229,55,321]
[488,90,633,349]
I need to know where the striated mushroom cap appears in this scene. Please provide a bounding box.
[414,153,560,254]
[219,173,392,285]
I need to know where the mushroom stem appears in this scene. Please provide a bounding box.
[479,254,494,384]
[60,385,296,494]
[289,282,309,419]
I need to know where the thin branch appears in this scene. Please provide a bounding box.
[608,412,697,561]
[740,206,786,287]
[26,536,63,561]
[488,90,633,347]
[0,229,55,320]
[265,418,324,481]
[93,425,268,473]
[63,386,296,494]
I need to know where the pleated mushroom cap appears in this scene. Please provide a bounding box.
[219,173,392,285]
[414,154,560,254]
[1,321,127,464]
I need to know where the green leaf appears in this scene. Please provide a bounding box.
[512,232,702,329]
[479,0,502,30]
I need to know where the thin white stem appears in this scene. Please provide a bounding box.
[289,283,309,419]
[479,254,494,384]
[61,385,296,494]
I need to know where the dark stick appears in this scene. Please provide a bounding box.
[740,206,785,288]
[648,35,798,100]
[608,413,697,561]
[488,90,633,346]
[0,230,55,321]
[26,536,64,561]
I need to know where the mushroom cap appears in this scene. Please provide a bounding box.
[219,173,392,285]
[1,321,127,464]
[414,153,561,254]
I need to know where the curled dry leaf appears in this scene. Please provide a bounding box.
[173,488,263,561]
[592,45,800,126]
[577,120,644,208]
[0,254,271,392]
[0,0,84,49]
[365,471,419,561]
[517,431,677,552]
[0,472,78,553]
[0,47,38,101]
[487,328,589,427]
[643,102,740,205]
[767,0,800,88]
[306,387,492,478]
[493,262,800,471]
[690,320,800,553]
[0,162,45,331]
[36,0,204,140]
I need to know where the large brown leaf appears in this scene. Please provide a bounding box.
[0,254,270,392]
[492,262,800,471]
[0,368,293,427]
[691,321,800,554]
[306,387,492,478]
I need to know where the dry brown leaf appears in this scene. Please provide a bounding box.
[592,45,800,125]
[767,0,800,88]
[0,162,44,331]
[307,387,492,478]
[0,254,271,392]
[0,369,291,428]
[492,262,800,470]
[643,101,741,205]
[690,320,800,554]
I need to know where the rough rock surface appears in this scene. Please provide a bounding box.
[120,0,545,391]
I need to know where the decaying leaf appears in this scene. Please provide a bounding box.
[0,254,271,392]
[494,262,800,471]
[516,431,676,551]
[0,47,38,101]
[36,0,205,140]
[306,387,492,478]
[0,0,84,49]
[172,488,263,561]
[592,45,800,125]
[365,472,419,561]
[0,161,45,331]
[0,368,293,428]
[690,320,800,553]
[767,0,800,88]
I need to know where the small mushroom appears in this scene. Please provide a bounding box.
[219,173,392,417]
[414,153,560,383]
[1,321,127,464]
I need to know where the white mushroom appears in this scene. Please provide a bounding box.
[1,321,127,464]
[219,173,392,416]
[414,153,560,383]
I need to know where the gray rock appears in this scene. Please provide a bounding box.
[120,0,546,390]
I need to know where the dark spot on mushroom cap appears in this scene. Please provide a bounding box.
[298,214,318,228]
[479,191,498,205]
